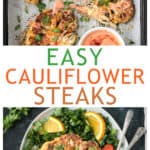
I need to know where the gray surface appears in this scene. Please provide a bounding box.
[8,0,141,45]
[3,108,145,150]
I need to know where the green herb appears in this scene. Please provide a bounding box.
[15,16,21,31]
[23,108,119,150]
[99,0,105,5]
[125,37,135,45]
[64,1,73,7]
[99,0,111,6]
[52,36,58,41]
[17,16,21,23]
[75,146,79,150]
[25,6,29,14]
[52,108,95,141]
[129,40,135,45]
[53,28,61,33]
[35,34,43,41]
[23,129,63,150]
[42,15,50,25]
[80,16,90,22]
[23,108,95,150]
[98,117,119,148]
[37,2,46,12]
[14,24,21,31]
[3,108,30,133]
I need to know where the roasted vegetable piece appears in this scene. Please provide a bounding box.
[25,9,78,45]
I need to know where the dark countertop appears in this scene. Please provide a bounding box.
[3,107,145,150]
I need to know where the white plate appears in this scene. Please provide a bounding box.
[20,108,128,150]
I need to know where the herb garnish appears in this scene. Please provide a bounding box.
[53,28,61,33]
[37,2,46,12]
[52,36,58,41]
[64,0,73,7]
[129,40,135,45]
[14,15,21,31]
[14,24,21,31]
[125,37,135,45]
[25,5,29,14]
[35,34,43,41]
[99,0,111,6]
[80,16,90,22]
[17,16,21,23]
[42,15,50,25]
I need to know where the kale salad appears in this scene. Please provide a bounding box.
[22,108,119,150]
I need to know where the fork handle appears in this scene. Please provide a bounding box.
[116,110,134,150]
[127,127,146,150]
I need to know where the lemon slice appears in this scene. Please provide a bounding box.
[43,116,64,133]
[85,111,106,141]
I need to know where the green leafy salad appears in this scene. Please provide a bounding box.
[22,108,119,150]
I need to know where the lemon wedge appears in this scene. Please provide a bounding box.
[85,111,106,141]
[43,116,64,133]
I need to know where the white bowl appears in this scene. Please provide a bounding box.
[78,27,125,46]
[20,108,128,150]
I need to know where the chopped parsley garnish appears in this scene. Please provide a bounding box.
[37,2,46,12]
[53,28,61,33]
[80,16,90,22]
[99,0,105,5]
[35,34,43,41]
[25,6,29,14]
[52,36,58,41]
[15,15,21,31]
[129,40,135,45]
[99,0,111,6]
[17,16,21,23]
[42,15,50,25]
[64,1,73,7]
[14,24,21,31]
[125,37,135,45]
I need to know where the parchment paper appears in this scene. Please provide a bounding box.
[8,0,141,45]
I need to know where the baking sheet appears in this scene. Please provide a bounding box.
[4,0,147,45]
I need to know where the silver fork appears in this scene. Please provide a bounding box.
[126,127,146,150]
[117,110,134,150]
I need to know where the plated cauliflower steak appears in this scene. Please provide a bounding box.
[40,134,101,150]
